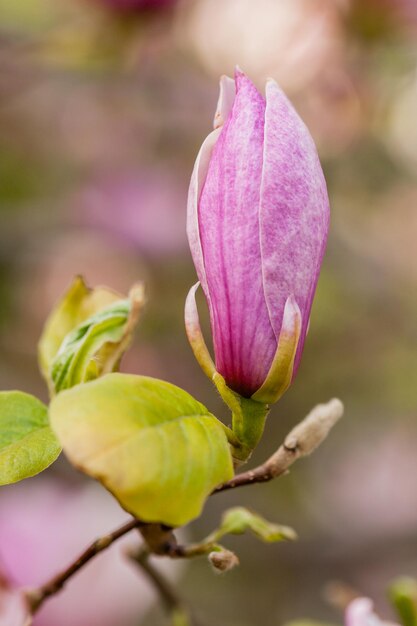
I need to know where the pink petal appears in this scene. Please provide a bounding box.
[345,597,399,626]
[260,79,330,377]
[187,128,221,300]
[197,70,276,396]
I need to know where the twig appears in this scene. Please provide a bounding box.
[128,547,188,613]
[214,398,344,493]
[128,548,213,626]
[26,397,343,616]
[26,518,146,613]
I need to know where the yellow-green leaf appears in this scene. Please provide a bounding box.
[0,391,61,485]
[50,374,234,527]
[38,276,144,395]
[211,507,297,543]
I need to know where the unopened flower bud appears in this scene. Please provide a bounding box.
[208,549,240,573]
[186,69,329,405]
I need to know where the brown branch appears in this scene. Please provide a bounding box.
[128,548,213,626]
[26,518,146,613]
[214,398,344,493]
[26,397,343,617]
[128,548,187,613]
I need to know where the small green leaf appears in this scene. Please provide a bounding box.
[50,299,130,392]
[389,578,417,626]
[0,391,61,485]
[211,506,297,543]
[39,276,119,381]
[50,374,234,527]
[38,276,144,395]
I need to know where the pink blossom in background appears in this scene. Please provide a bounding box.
[77,171,188,258]
[89,0,178,13]
[180,0,347,95]
[345,598,399,626]
[311,426,417,540]
[0,478,182,626]
[180,0,363,157]
[399,0,417,25]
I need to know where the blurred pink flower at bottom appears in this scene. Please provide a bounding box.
[345,598,399,626]
[0,478,181,626]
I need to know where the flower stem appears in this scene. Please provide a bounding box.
[212,372,269,462]
[231,396,269,457]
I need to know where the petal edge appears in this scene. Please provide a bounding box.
[184,282,217,380]
[252,295,302,404]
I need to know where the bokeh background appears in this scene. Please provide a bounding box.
[0,0,417,624]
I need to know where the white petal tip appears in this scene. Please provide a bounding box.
[184,283,216,380]
[214,75,236,130]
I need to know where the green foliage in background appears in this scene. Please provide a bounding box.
[390,578,417,626]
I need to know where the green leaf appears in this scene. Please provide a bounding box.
[0,391,61,485]
[49,373,234,527]
[50,299,130,393]
[389,578,417,626]
[38,276,144,395]
[210,507,297,543]
[38,276,119,381]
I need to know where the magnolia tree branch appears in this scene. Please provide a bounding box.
[26,398,343,617]
[215,398,344,493]
[26,518,146,613]
[128,548,195,625]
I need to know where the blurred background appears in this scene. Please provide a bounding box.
[0,0,416,624]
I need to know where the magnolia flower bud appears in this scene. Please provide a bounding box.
[208,549,240,573]
[186,69,329,404]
